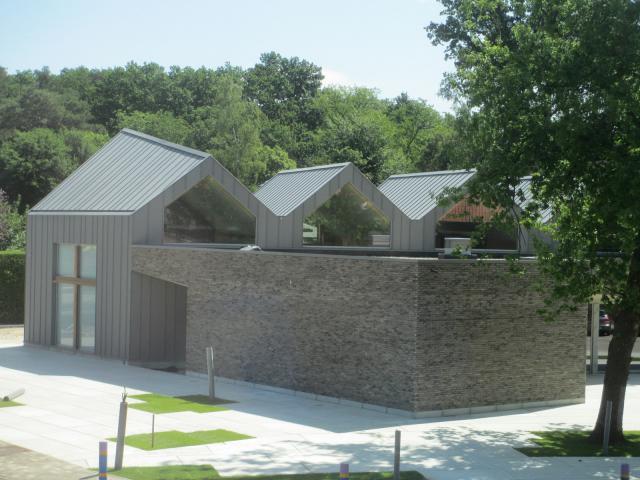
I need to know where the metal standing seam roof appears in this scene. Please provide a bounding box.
[516,177,553,223]
[378,169,476,220]
[31,129,210,213]
[254,163,350,216]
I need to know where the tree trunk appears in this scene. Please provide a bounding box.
[589,311,639,444]
[589,246,640,445]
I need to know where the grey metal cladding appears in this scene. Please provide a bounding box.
[379,169,476,220]
[255,163,349,216]
[31,129,209,213]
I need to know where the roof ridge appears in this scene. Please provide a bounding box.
[385,168,476,180]
[276,162,350,175]
[121,128,211,159]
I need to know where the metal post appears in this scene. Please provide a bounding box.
[590,302,600,375]
[206,346,215,399]
[114,398,128,470]
[394,430,401,480]
[620,463,630,480]
[603,400,613,455]
[151,414,155,449]
[339,463,349,480]
[99,441,108,480]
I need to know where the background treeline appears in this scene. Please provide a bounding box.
[0,51,466,249]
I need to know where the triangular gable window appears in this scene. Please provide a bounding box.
[303,183,390,247]
[164,176,255,244]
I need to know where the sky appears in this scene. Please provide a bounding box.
[0,0,454,112]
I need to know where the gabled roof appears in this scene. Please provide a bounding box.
[516,177,552,223]
[255,163,350,216]
[32,129,211,213]
[379,169,476,220]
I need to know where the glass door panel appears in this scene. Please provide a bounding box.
[56,284,75,347]
[78,286,96,351]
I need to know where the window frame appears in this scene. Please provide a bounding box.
[53,244,97,351]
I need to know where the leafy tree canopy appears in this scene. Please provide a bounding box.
[428,0,640,444]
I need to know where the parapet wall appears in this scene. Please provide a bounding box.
[131,246,585,413]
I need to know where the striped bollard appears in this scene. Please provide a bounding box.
[620,463,630,480]
[99,440,108,479]
[339,462,349,480]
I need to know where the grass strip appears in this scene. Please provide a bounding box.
[0,400,21,408]
[129,393,232,414]
[109,429,252,451]
[113,464,426,480]
[516,430,640,457]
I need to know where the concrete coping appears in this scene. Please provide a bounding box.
[131,244,538,264]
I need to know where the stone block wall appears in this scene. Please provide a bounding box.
[131,246,586,412]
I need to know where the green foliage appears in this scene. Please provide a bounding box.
[116,110,192,145]
[111,429,252,451]
[0,54,460,212]
[516,430,640,457]
[0,250,25,324]
[129,393,231,414]
[62,129,109,165]
[115,465,219,480]
[427,0,640,317]
[244,51,324,130]
[0,190,25,250]
[0,128,77,210]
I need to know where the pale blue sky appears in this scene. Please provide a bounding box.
[0,0,454,112]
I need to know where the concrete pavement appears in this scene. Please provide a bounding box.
[0,342,639,480]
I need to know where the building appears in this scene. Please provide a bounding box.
[24,129,585,416]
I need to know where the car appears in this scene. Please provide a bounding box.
[587,308,614,336]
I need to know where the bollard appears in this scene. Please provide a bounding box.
[339,462,349,480]
[603,400,613,455]
[620,463,630,480]
[206,346,215,399]
[151,414,155,449]
[99,441,108,480]
[114,394,128,470]
[394,430,401,480]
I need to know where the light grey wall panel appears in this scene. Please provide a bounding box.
[24,213,132,360]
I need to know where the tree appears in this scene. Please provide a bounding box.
[428,0,640,443]
[188,75,269,189]
[245,52,324,163]
[312,87,399,184]
[62,129,109,165]
[115,111,192,145]
[0,128,75,210]
[0,189,25,250]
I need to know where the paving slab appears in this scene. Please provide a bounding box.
[0,344,639,479]
[0,440,126,480]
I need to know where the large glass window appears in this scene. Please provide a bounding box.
[303,183,391,247]
[164,176,256,244]
[54,244,97,351]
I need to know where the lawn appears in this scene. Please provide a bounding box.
[113,464,427,480]
[516,430,640,457]
[109,429,252,451]
[129,393,233,414]
[0,400,21,408]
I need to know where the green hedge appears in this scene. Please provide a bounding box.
[0,250,25,324]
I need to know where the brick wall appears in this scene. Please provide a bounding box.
[415,260,585,412]
[131,246,586,412]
